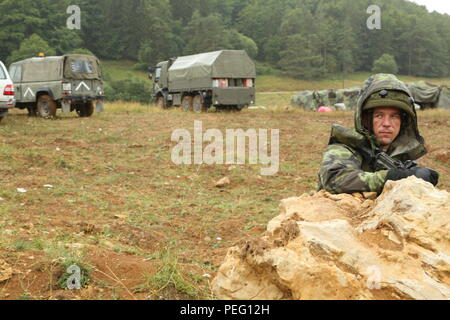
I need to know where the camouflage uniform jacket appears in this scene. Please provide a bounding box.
[318,74,427,194]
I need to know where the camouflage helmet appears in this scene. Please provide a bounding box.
[362,89,415,118]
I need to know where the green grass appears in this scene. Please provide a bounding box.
[256,73,450,92]
[101,60,450,93]
[102,60,148,82]
[135,249,209,299]
[1,90,449,300]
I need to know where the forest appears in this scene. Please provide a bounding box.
[1,0,450,79]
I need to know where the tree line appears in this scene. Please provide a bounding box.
[1,0,450,79]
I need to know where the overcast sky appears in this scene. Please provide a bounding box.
[407,0,450,15]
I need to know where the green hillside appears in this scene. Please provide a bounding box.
[101,60,450,94]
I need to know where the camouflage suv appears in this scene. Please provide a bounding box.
[9,54,105,118]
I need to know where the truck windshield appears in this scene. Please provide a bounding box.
[155,67,161,80]
[70,60,94,73]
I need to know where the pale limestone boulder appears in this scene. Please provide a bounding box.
[212,177,450,300]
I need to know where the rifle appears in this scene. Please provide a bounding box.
[358,146,418,171]
[359,146,440,184]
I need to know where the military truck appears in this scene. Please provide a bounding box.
[9,54,105,118]
[149,50,256,112]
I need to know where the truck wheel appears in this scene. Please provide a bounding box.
[157,96,166,109]
[83,102,94,117]
[193,95,206,113]
[181,96,193,111]
[37,95,57,118]
[235,104,246,112]
[77,102,94,117]
[27,105,37,117]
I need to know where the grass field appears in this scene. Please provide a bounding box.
[102,60,450,93]
[0,101,449,300]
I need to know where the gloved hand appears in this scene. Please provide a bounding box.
[411,166,439,186]
[386,167,439,186]
[385,169,415,182]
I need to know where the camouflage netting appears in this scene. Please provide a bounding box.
[292,87,361,111]
[437,87,450,109]
[291,90,316,111]
[292,82,450,111]
[406,81,441,108]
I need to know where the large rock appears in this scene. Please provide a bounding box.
[212,177,450,300]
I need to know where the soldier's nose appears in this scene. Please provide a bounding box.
[381,117,392,127]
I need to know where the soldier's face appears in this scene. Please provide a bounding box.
[372,107,402,148]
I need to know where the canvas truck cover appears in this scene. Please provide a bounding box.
[437,86,450,109]
[407,81,440,105]
[63,54,101,80]
[168,50,256,90]
[19,57,64,82]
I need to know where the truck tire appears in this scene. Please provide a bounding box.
[157,96,166,109]
[181,95,193,111]
[27,105,37,117]
[193,95,206,113]
[77,101,94,117]
[235,104,246,112]
[37,95,57,118]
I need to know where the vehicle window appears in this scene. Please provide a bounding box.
[155,67,161,80]
[70,60,94,73]
[9,65,22,82]
[0,65,5,79]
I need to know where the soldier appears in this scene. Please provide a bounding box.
[318,74,439,194]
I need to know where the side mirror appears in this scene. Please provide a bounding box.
[148,72,153,80]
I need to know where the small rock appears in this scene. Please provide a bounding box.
[202,274,211,278]
[388,231,402,245]
[17,188,27,193]
[103,240,115,249]
[363,192,377,200]
[43,184,54,189]
[352,193,364,199]
[114,214,129,220]
[215,177,230,188]
[67,243,85,249]
[0,259,13,282]
[216,237,222,241]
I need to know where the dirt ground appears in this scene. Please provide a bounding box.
[0,103,449,300]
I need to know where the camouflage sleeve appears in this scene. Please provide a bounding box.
[318,144,388,194]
